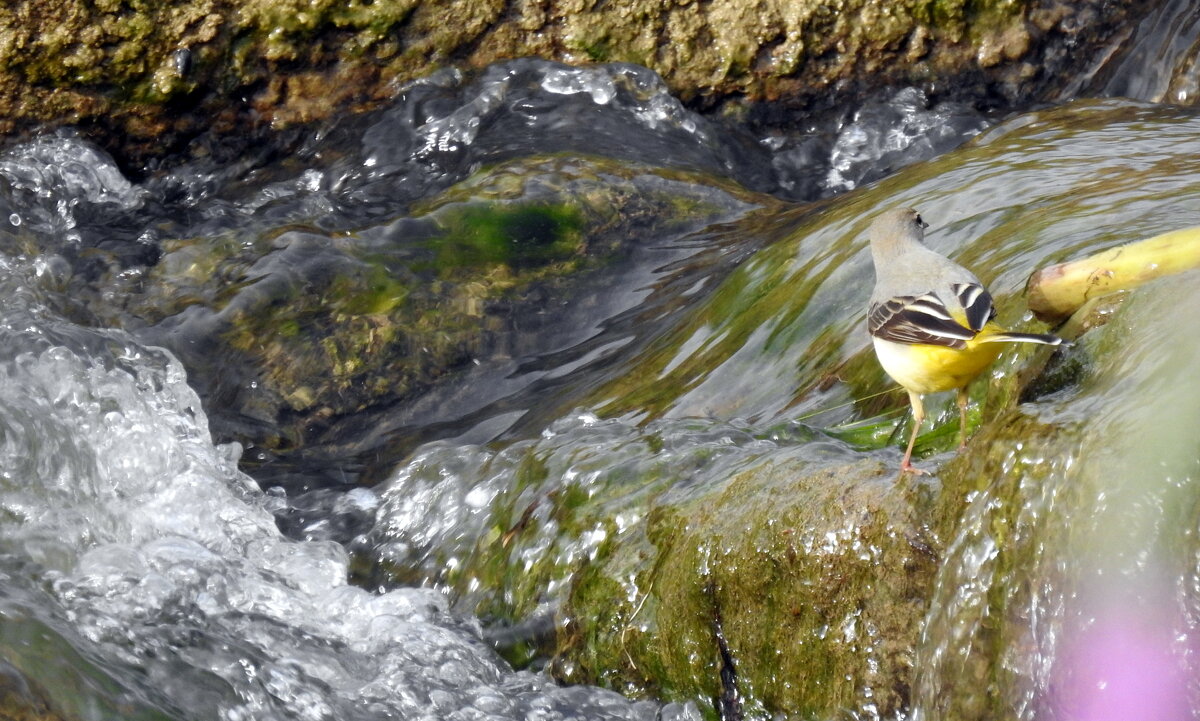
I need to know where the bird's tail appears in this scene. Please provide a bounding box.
[979,330,1067,346]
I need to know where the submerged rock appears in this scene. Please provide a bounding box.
[68,155,763,485]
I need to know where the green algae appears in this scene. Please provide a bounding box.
[327,264,411,316]
[429,202,585,274]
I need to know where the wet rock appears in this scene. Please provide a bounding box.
[359,412,943,719]
[70,155,762,486]
[0,666,62,721]
[0,0,1153,166]
[555,454,939,719]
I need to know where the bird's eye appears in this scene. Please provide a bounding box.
[914,214,923,225]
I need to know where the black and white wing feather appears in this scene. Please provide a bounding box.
[868,292,975,348]
[951,282,996,332]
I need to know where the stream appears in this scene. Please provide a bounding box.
[2,5,1200,721]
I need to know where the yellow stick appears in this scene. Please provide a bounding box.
[1027,226,1200,322]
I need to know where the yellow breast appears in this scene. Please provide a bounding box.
[872,334,1004,394]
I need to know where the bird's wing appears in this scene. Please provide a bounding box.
[868,292,975,348]
[951,282,996,332]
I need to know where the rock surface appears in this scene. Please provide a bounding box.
[556,453,940,719]
[0,0,1150,165]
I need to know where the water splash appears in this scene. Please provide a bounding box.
[823,88,989,194]
[0,255,664,720]
[0,133,148,247]
[1088,0,1200,105]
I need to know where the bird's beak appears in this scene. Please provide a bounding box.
[919,218,929,229]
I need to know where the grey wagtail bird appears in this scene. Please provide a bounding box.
[867,207,1064,474]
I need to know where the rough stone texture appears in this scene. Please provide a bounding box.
[554,455,940,719]
[0,0,1150,166]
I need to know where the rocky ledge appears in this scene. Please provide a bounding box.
[1,0,1150,166]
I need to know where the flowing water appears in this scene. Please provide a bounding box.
[2,9,1200,721]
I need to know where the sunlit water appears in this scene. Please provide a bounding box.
[1,12,1200,721]
[0,254,685,720]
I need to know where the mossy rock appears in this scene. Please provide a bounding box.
[358,413,774,664]
[69,155,762,480]
[360,412,947,719]
[0,0,1149,165]
[554,455,939,719]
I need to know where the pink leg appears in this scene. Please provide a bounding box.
[956,387,970,451]
[901,390,929,475]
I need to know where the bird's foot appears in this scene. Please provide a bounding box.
[899,460,930,476]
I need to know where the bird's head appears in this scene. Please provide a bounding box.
[869,207,929,258]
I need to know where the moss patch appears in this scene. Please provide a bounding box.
[429,202,585,274]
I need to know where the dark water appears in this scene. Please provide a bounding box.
[0,9,1199,721]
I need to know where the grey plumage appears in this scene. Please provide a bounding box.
[867,208,1061,349]
[868,209,981,303]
